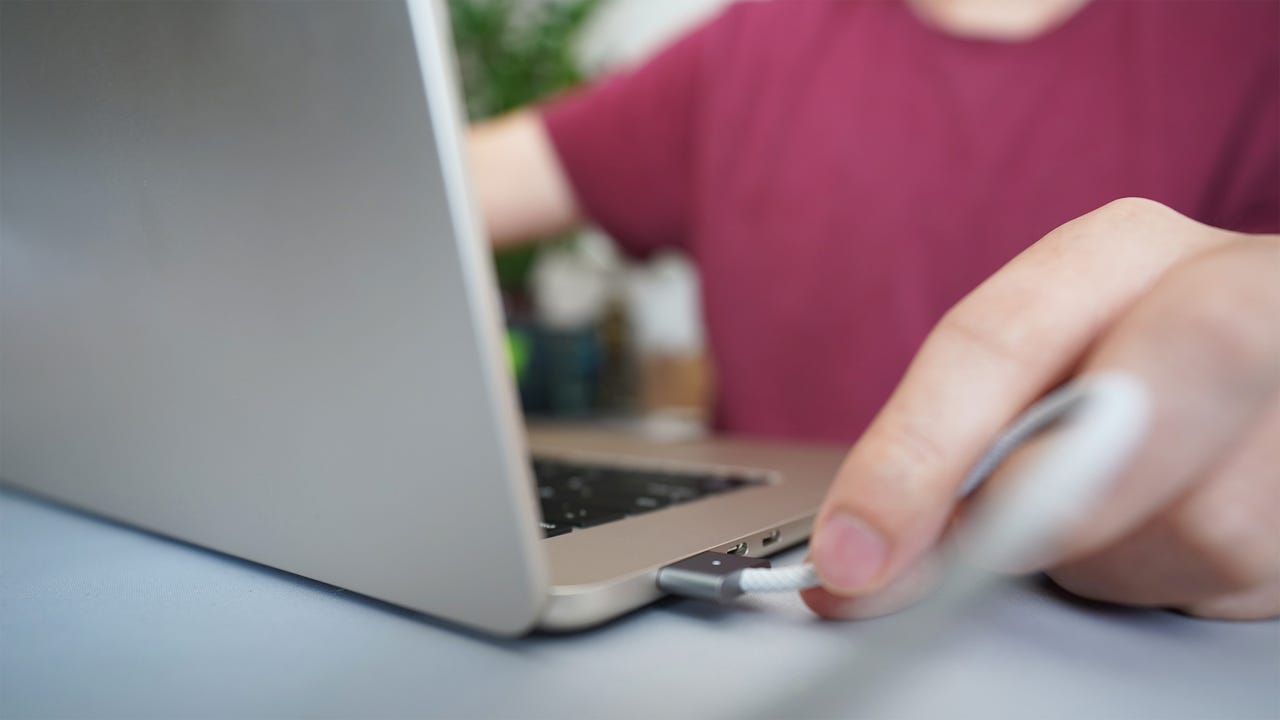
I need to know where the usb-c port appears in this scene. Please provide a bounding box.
[761,530,781,547]
[725,541,749,556]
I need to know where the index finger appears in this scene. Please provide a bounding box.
[806,199,1227,599]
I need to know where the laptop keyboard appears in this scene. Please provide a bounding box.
[532,458,760,538]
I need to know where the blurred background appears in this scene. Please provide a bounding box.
[451,0,730,435]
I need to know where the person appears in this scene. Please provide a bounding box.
[468,0,1280,620]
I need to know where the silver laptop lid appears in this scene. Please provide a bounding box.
[0,0,548,634]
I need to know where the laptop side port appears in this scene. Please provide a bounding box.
[725,541,749,556]
[761,529,781,548]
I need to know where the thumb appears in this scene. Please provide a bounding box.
[806,199,1224,600]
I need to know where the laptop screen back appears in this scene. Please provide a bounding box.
[0,0,547,634]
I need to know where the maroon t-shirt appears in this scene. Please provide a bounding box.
[542,0,1279,443]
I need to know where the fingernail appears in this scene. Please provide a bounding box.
[813,512,889,593]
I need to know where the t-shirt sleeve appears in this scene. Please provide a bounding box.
[540,17,716,258]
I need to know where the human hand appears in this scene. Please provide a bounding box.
[803,198,1280,621]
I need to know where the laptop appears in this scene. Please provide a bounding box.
[0,0,844,635]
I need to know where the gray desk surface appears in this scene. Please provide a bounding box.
[2,485,1278,719]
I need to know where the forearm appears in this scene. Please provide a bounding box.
[467,109,581,248]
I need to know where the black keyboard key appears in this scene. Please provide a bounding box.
[541,522,573,538]
[633,495,664,510]
[545,504,625,529]
[571,510,626,528]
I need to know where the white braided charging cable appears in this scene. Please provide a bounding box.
[730,372,1150,594]
[736,562,821,593]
